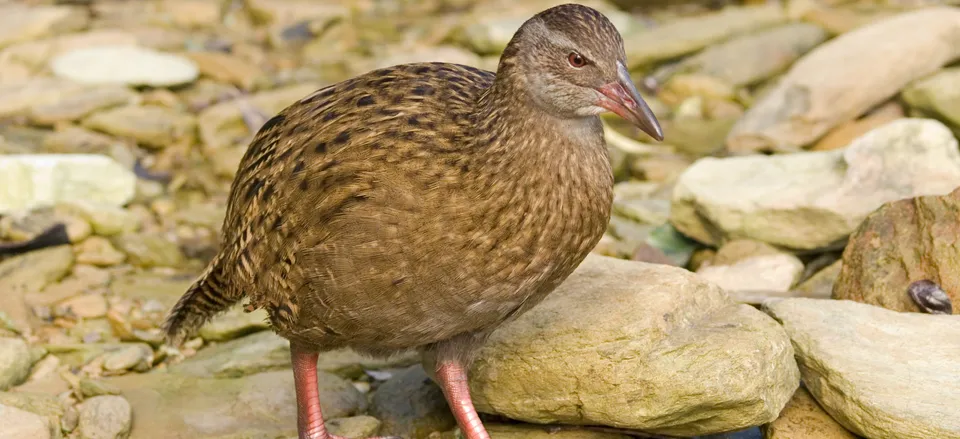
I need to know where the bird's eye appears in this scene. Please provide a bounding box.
[567,52,586,68]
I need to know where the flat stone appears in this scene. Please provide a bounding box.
[764,298,960,439]
[662,22,827,87]
[112,233,185,268]
[327,416,382,438]
[466,254,799,437]
[75,237,127,267]
[810,101,904,151]
[625,3,786,68]
[106,369,364,438]
[185,51,265,91]
[0,4,87,49]
[29,85,136,126]
[727,7,960,153]
[102,343,152,372]
[671,119,960,250]
[697,245,804,293]
[0,403,51,439]
[59,201,140,236]
[197,82,320,155]
[487,423,630,439]
[762,386,857,439]
[369,365,456,439]
[197,305,270,342]
[0,154,136,216]
[834,186,960,312]
[902,67,960,129]
[0,338,31,390]
[58,294,109,319]
[0,78,88,119]
[50,45,198,87]
[0,246,74,328]
[83,105,196,149]
[77,395,132,439]
[168,331,290,378]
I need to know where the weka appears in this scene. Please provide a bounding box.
[163,4,662,439]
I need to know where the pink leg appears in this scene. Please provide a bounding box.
[435,360,491,439]
[291,347,398,439]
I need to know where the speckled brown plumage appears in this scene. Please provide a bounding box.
[163,4,662,439]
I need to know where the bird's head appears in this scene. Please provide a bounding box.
[500,3,663,141]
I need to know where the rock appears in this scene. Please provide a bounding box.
[79,379,121,398]
[185,51,265,91]
[0,78,89,120]
[102,343,152,372]
[726,7,960,153]
[83,105,196,149]
[75,237,127,267]
[108,272,193,309]
[833,186,960,313]
[58,294,109,319]
[77,395,132,439]
[197,305,270,342]
[0,246,74,328]
[902,67,960,129]
[0,207,91,243]
[29,86,137,126]
[158,0,223,28]
[793,259,841,300]
[0,403,52,439]
[50,45,199,87]
[764,298,960,439]
[458,0,632,56]
[168,331,290,378]
[810,102,904,151]
[60,201,140,236]
[373,45,483,71]
[108,369,363,438]
[327,416,382,438]
[42,126,124,156]
[697,242,804,293]
[762,386,857,439]
[0,338,31,390]
[245,0,346,26]
[0,4,87,49]
[487,423,630,439]
[113,233,184,268]
[625,3,786,68]
[369,365,456,439]
[197,82,319,155]
[0,154,136,215]
[466,254,799,437]
[671,119,960,251]
[661,23,827,87]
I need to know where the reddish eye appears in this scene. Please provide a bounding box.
[567,52,586,68]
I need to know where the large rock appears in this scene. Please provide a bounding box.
[467,254,799,437]
[106,369,365,438]
[671,119,960,250]
[487,423,629,439]
[0,154,136,215]
[834,186,960,312]
[0,403,52,439]
[726,7,960,153]
[764,298,960,439]
[77,395,132,439]
[83,105,196,149]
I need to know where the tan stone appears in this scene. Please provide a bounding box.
[810,102,904,151]
[763,387,858,439]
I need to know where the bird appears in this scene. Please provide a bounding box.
[162,4,663,439]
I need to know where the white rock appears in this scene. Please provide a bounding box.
[697,253,804,292]
[0,404,51,439]
[0,154,136,215]
[671,119,960,250]
[764,298,960,439]
[50,45,198,87]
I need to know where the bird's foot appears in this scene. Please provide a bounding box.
[436,360,491,439]
[312,435,400,439]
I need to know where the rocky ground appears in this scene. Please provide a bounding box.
[0,0,958,438]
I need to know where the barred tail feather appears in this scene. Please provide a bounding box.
[161,262,240,347]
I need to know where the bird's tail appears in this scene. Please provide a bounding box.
[161,257,241,347]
